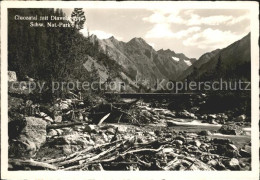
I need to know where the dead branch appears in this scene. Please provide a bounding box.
[44,140,123,164]
[117,113,123,123]
[163,157,180,170]
[121,145,164,156]
[59,140,126,168]
[9,159,58,170]
[98,113,110,126]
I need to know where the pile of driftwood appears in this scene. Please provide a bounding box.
[9,137,214,171]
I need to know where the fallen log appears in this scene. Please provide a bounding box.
[61,144,163,170]
[135,155,151,168]
[44,140,123,164]
[163,157,179,170]
[117,113,123,123]
[98,113,110,126]
[62,140,126,170]
[121,145,164,156]
[9,159,58,170]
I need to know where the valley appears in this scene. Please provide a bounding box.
[7,8,252,172]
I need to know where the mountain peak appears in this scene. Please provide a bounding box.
[158,48,176,53]
[127,37,152,49]
[107,36,121,43]
[157,49,176,56]
[109,36,116,40]
[128,37,147,44]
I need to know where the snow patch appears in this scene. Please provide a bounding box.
[172,57,179,62]
[184,60,192,66]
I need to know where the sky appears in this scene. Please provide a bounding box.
[63,8,250,59]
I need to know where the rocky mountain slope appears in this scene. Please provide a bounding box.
[178,33,250,81]
[89,35,196,88]
[178,49,221,80]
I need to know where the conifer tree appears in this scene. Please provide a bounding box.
[71,8,86,30]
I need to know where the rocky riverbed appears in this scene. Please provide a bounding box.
[8,93,251,171]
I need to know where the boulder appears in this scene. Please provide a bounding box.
[8,71,17,82]
[60,103,69,110]
[207,159,218,167]
[216,143,239,158]
[53,100,71,111]
[84,116,89,122]
[44,116,54,123]
[56,129,64,136]
[218,124,244,135]
[73,125,84,132]
[38,112,48,118]
[212,138,232,145]
[54,115,62,123]
[62,145,72,155]
[174,140,183,146]
[106,128,116,135]
[198,130,212,136]
[224,158,240,170]
[147,131,156,136]
[162,148,174,154]
[207,114,219,124]
[240,148,251,157]
[190,140,201,147]
[177,110,197,119]
[161,110,176,118]
[175,135,186,143]
[54,103,61,111]
[62,145,82,155]
[200,143,210,152]
[84,124,98,134]
[9,117,47,158]
[208,114,217,120]
[215,162,227,170]
[141,110,153,118]
[78,112,83,121]
[117,125,128,133]
[47,129,58,137]
[234,114,246,122]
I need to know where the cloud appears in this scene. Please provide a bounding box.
[187,14,234,26]
[186,12,250,26]
[183,28,244,49]
[227,14,250,25]
[143,13,167,24]
[143,8,250,51]
[174,27,201,38]
[143,9,182,24]
[145,23,174,38]
[145,24,201,39]
[143,9,250,27]
[80,29,122,40]
[145,7,180,16]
